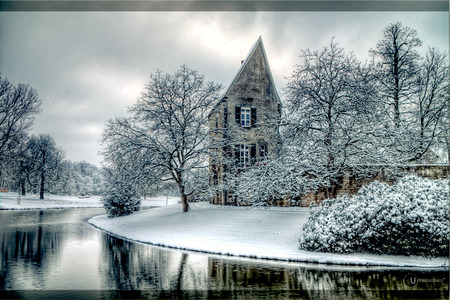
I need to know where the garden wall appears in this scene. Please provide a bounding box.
[298,164,450,207]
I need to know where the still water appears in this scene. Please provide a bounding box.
[0,209,448,299]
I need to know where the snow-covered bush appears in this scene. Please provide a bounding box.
[102,170,140,218]
[300,175,449,257]
[229,155,323,206]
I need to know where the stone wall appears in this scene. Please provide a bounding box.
[298,165,450,207]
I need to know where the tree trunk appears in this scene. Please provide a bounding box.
[19,162,26,196]
[177,178,189,212]
[21,181,26,196]
[176,171,189,212]
[393,44,400,128]
[181,193,189,212]
[40,171,45,199]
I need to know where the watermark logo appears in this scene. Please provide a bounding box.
[404,273,446,287]
[404,273,418,287]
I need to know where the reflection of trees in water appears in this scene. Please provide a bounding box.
[100,235,449,299]
[101,234,210,297]
[0,211,63,289]
[1,209,448,299]
[208,258,449,299]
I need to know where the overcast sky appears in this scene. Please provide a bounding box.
[1,5,448,166]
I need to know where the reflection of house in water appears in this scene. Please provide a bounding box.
[208,37,282,206]
[207,257,448,299]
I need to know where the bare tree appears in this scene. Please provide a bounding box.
[103,65,222,212]
[409,47,449,162]
[370,22,422,129]
[0,75,41,160]
[26,134,65,199]
[371,23,448,163]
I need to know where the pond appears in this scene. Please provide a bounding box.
[0,209,448,299]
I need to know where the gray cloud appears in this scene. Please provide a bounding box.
[1,11,448,166]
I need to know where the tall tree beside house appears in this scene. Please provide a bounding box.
[371,23,449,163]
[208,36,282,205]
[102,65,222,213]
[409,47,449,163]
[370,22,422,129]
[284,40,381,198]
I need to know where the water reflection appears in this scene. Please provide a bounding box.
[207,257,449,299]
[0,209,104,290]
[101,234,211,298]
[0,209,448,299]
[103,234,449,299]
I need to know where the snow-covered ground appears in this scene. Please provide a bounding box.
[88,202,449,269]
[0,192,180,210]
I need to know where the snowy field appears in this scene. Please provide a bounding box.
[88,202,449,269]
[0,192,180,210]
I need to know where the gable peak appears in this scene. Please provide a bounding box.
[223,36,280,103]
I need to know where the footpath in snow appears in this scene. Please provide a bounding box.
[0,192,180,210]
[88,202,449,269]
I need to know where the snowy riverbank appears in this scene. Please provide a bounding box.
[0,192,180,210]
[88,202,449,269]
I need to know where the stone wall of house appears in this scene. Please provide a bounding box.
[298,165,450,207]
[208,38,281,206]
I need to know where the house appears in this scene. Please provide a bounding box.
[208,37,282,205]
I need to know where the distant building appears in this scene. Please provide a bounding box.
[208,37,282,205]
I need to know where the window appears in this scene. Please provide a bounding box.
[239,144,250,166]
[259,143,267,159]
[236,144,256,167]
[241,107,251,127]
[235,106,257,127]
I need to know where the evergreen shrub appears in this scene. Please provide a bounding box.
[299,175,449,257]
[102,172,140,218]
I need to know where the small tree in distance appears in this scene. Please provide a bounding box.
[102,65,222,213]
[25,134,65,199]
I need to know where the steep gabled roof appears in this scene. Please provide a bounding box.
[223,36,281,104]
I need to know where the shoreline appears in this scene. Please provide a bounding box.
[87,202,449,269]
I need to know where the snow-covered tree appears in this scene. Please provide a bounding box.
[228,147,325,206]
[370,22,422,129]
[102,166,140,218]
[370,22,449,163]
[102,65,222,212]
[62,160,105,195]
[300,175,449,257]
[24,134,65,199]
[409,47,449,162]
[284,39,382,198]
[0,75,41,189]
[0,75,41,161]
